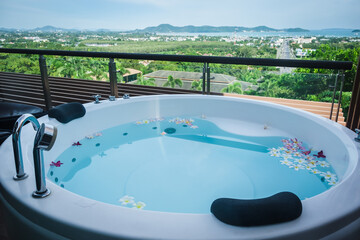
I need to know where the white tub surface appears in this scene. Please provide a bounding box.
[1,95,360,240]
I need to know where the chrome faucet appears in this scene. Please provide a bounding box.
[12,114,40,180]
[32,123,57,198]
[93,94,101,104]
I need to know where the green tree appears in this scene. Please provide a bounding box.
[116,66,130,83]
[52,57,91,79]
[136,76,156,86]
[88,58,108,80]
[221,81,243,94]
[0,54,39,74]
[163,75,183,88]
[191,80,203,91]
[296,44,360,92]
[236,46,256,58]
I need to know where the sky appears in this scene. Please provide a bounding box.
[0,0,360,30]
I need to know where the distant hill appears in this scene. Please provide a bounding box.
[0,27,19,32]
[285,28,310,32]
[32,25,79,32]
[135,24,310,33]
[353,29,360,33]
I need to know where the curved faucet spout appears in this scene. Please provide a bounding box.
[12,114,40,180]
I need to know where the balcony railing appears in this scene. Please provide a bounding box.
[0,48,357,129]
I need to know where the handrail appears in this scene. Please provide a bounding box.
[0,48,353,70]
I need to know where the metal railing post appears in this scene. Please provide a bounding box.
[329,72,339,120]
[109,58,118,98]
[39,55,52,110]
[202,62,206,94]
[335,71,345,122]
[206,63,211,94]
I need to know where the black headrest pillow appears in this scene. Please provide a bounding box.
[211,192,302,226]
[48,102,86,124]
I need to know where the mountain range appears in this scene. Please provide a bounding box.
[135,24,310,33]
[2,24,358,33]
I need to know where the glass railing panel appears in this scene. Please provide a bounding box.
[0,53,40,75]
[208,64,339,101]
[208,64,351,121]
[120,60,204,91]
[46,56,109,81]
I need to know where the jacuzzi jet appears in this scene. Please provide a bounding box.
[164,127,176,134]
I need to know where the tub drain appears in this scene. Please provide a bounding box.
[164,127,176,134]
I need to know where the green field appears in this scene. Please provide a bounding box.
[79,40,236,55]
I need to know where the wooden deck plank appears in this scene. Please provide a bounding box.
[223,93,346,125]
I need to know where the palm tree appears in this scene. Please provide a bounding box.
[89,58,108,81]
[221,81,243,94]
[191,80,203,91]
[136,76,156,86]
[54,57,90,79]
[163,75,183,88]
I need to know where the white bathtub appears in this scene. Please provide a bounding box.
[1,95,360,240]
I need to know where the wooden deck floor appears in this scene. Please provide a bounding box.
[223,93,345,126]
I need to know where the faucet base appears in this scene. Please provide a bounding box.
[13,173,28,181]
[32,189,51,198]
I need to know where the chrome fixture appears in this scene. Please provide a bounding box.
[109,95,116,101]
[12,114,40,180]
[123,94,130,99]
[32,123,57,198]
[355,129,360,143]
[93,94,101,104]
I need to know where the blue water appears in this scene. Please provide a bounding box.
[48,116,337,213]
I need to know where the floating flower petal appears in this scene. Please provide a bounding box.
[327,179,338,186]
[305,165,315,170]
[50,161,63,167]
[302,150,311,155]
[295,158,306,164]
[280,159,293,166]
[119,195,135,205]
[311,169,321,175]
[72,141,82,146]
[321,171,337,180]
[291,165,304,171]
[314,150,326,158]
[319,161,330,168]
[133,201,146,210]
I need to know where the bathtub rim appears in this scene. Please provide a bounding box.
[0,94,359,240]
